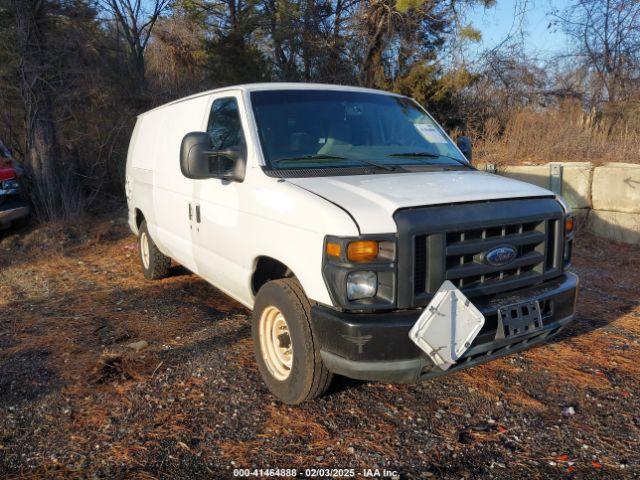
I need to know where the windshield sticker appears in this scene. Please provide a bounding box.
[414,123,448,144]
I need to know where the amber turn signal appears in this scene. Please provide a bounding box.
[565,216,574,234]
[347,241,379,262]
[326,242,341,258]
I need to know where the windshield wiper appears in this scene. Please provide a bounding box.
[388,151,440,158]
[388,151,469,166]
[273,154,395,171]
[274,154,349,164]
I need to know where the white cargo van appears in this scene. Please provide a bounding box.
[126,83,578,404]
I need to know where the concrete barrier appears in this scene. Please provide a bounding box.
[500,165,549,189]
[592,163,640,214]
[588,210,640,244]
[485,161,640,244]
[498,162,592,210]
[551,162,592,210]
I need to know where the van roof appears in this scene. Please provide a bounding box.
[139,83,404,117]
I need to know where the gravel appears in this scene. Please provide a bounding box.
[1,219,639,478]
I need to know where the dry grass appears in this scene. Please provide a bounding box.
[1,217,640,478]
[472,100,640,166]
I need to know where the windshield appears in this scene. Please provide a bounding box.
[250,90,467,171]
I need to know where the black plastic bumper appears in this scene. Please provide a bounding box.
[0,197,30,227]
[311,272,579,383]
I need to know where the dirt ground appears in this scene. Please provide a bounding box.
[1,213,639,479]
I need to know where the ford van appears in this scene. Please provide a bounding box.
[125,83,578,404]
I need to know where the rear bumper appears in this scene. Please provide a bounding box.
[311,272,578,383]
[0,198,30,227]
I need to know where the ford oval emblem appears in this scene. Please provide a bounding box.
[484,245,517,266]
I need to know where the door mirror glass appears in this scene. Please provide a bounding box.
[179,132,246,182]
[456,135,472,163]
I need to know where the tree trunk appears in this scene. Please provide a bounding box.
[12,0,62,216]
[302,0,315,81]
[134,45,148,93]
[360,13,387,88]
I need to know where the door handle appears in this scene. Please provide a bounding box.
[196,205,201,223]
[188,203,192,221]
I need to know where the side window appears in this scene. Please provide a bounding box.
[206,97,245,150]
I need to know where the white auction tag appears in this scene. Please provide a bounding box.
[414,123,448,143]
[408,280,485,370]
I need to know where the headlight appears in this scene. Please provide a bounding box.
[2,179,20,190]
[323,235,396,310]
[346,271,378,300]
[564,241,573,264]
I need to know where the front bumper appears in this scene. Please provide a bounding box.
[311,272,578,383]
[0,197,30,227]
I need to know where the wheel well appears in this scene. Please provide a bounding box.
[252,257,294,296]
[135,209,145,230]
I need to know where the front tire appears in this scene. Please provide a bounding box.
[138,220,171,280]
[252,278,333,404]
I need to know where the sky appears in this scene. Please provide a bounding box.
[465,0,574,58]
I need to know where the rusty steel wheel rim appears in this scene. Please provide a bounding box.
[259,306,293,381]
[140,232,150,269]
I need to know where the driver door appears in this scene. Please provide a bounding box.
[192,93,250,299]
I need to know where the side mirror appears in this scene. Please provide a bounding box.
[456,136,473,163]
[212,145,247,182]
[180,132,246,182]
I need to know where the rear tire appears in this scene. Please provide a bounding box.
[138,220,171,280]
[252,278,333,404]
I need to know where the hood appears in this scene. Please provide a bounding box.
[286,170,554,233]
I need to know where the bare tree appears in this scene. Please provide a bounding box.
[11,0,63,217]
[552,0,640,104]
[99,0,173,91]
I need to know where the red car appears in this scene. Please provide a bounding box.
[0,142,30,230]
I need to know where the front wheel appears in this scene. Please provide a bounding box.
[252,278,333,404]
